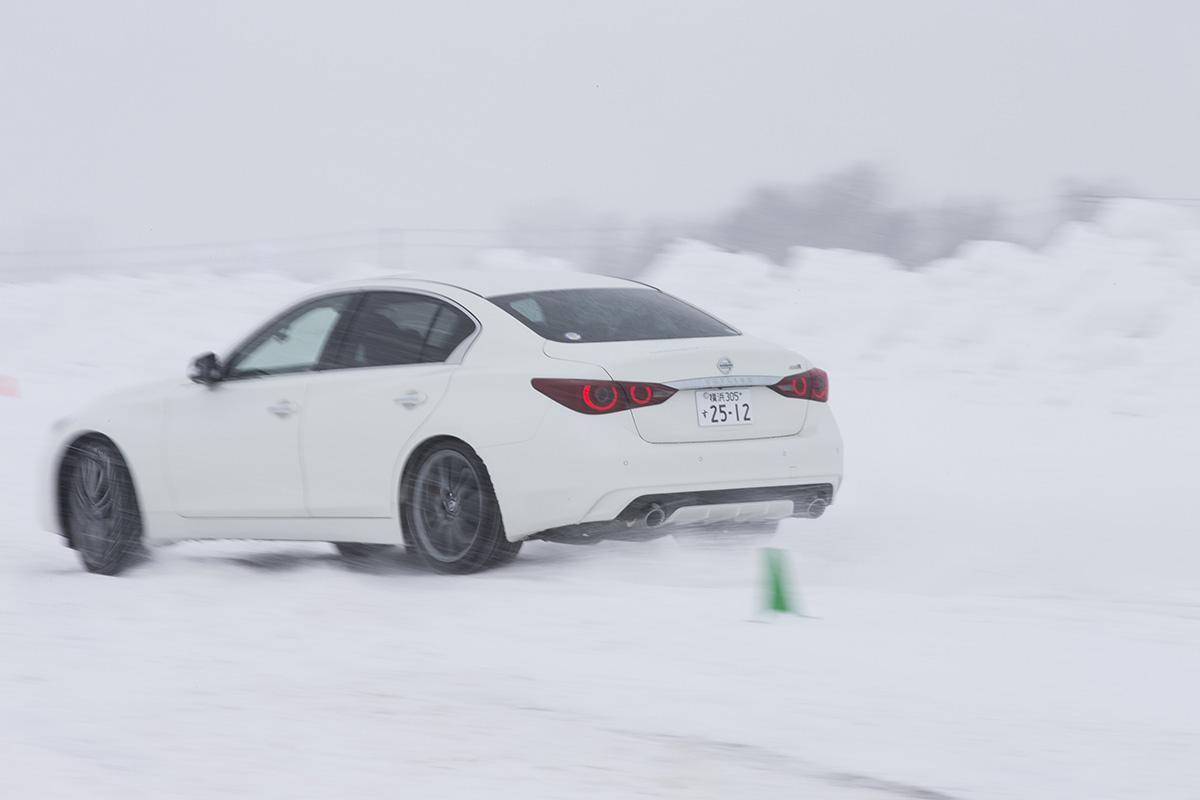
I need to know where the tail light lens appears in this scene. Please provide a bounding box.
[768,368,829,402]
[531,379,677,414]
[623,382,675,407]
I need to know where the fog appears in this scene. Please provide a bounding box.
[4,4,1200,798]
[4,1,1199,260]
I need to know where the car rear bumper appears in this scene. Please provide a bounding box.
[478,401,843,541]
[532,483,835,543]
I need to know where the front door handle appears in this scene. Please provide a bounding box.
[394,390,428,408]
[267,400,298,418]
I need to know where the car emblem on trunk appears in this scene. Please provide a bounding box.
[717,357,733,375]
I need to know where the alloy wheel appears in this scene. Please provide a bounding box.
[411,449,486,563]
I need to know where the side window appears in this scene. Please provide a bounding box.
[423,303,476,361]
[334,292,475,368]
[227,295,351,378]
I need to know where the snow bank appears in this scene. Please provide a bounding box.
[3,199,1194,419]
[644,200,1200,417]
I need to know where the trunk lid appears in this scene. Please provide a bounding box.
[543,335,810,443]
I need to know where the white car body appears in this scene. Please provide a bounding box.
[39,270,843,552]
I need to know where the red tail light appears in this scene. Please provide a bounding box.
[531,379,677,414]
[768,368,829,402]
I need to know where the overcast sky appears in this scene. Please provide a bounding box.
[2,0,1198,249]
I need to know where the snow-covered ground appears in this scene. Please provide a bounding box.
[2,201,1199,798]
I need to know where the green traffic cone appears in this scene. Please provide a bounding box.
[762,547,800,615]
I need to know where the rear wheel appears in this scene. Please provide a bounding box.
[403,442,521,574]
[64,438,145,575]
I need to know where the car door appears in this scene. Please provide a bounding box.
[302,291,478,517]
[165,293,355,518]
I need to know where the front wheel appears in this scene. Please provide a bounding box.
[64,438,145,575]
[403,442,521,574]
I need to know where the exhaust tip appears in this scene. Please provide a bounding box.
[643,504,667,528]
[802,498,828,519]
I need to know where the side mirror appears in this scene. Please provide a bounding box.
[188,352,224,385]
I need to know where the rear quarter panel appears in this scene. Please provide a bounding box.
[399,334,613,517]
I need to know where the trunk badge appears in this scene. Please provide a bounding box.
[717,357,733,375]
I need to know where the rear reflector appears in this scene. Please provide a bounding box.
[768,368,829,402]
[532,378,677,415]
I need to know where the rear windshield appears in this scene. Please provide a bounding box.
[489,287,739,343]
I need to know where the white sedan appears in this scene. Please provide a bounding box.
[39,270,843,574]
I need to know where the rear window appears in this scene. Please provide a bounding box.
[489,288,739,343]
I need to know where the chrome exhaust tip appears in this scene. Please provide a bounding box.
[643,504,667,528]
[801,497,828,518]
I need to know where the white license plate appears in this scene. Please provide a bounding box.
[695,388,754,426]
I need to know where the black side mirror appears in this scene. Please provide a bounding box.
[188,352,224,385]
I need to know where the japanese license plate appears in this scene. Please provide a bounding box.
[695,388,753,426]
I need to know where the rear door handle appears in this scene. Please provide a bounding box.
[394,390,427,408]
[267,400,298,418]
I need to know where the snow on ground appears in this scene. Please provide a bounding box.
[2,202,1199,799]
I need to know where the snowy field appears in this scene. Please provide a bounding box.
[2,201,1199,799]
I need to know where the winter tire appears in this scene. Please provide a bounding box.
[403,441,521,574]
[64,438,145,575]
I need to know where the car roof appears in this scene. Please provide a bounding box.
[333,268,649,298]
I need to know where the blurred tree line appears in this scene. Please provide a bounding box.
[503,163,1120,275]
